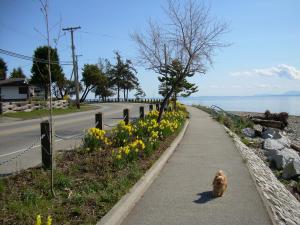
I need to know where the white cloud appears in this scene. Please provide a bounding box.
[229,64,300,80]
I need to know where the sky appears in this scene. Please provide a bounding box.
[0,0,299,97]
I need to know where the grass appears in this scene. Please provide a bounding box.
[193,104,253,137]
[0,119,185,225]
[1,104,99,120]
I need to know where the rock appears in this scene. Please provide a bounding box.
[283,160,300,179]
[262,127,282,139]
[263,139,285,154]
[242,128,256,138]
[270,148,300,169]
[277,135,291,147]
[253,124,263,136]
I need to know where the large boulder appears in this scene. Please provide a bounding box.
[263,139,285,157]
[261,127,282,139]
[242,128,256,138]
[269,148,300,169]
[282,160,300,179]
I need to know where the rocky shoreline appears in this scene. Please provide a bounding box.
[232,111,300,202]
[232,111,300,147]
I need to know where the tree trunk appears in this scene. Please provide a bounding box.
[80,86,94,103]
[157,87,174,123]
[173,92,177,111]
[117,85,120,102]
[44,84,48,100]
[80,87,88,102]
[123,87,126,101]
[126,89,129,100]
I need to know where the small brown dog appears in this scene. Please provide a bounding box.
[212,170,228,197]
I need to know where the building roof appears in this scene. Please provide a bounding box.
[0,78,28,86]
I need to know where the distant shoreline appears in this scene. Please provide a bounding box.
[179,95,300,116]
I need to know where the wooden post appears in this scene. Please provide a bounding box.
[149,104,153,111]
[95,112,103,130]
[156,103,159,111]
[123,108,129,125]
[41,120,51,169]
[140,106,145,119]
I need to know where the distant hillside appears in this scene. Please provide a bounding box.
[283,91,300,96]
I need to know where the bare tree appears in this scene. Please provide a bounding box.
[132,0,229,122]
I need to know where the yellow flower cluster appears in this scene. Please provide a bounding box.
[115,139,145,160]
[147,119,159,132]
[35,215,52,225]
[150,130,159,142]
[159,119,178,133]
[88,128,111,145]
[147,110,159,118]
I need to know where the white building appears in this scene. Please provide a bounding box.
[0,78,31,101]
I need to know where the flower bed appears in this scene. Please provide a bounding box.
[0,105,188,225]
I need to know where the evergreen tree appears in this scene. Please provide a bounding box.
[0,57,7,80]
[110,52,138,101]
[30,46,65,99]
[10,67,26,79]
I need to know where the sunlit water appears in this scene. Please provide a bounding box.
[179,96,300,116]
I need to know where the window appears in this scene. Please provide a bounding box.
[19,86,27,94]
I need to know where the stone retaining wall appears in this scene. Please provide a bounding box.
[0,100,69,114]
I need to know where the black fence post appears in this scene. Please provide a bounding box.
[156,103,160,111]
[123,108,129,125]
[149,104,153,111]
[140,106,145,119]
[41,120,51,169]
[95,112,103,130]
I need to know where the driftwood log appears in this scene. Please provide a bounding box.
[251,118,284,129]
[290,144,300,153]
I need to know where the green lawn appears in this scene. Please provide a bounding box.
[1,104,99,120]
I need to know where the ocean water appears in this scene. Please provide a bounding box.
[178,96,300,116]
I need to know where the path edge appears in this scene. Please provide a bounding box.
[97,119,190,225]
[224,126,300,225]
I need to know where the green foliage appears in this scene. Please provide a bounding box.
[159,59,198,99]
[80,64,106,102]
[194,105,253,136]
[134,85,146,99]
[93,61,115,101]
[30,46,65,99]
[0,57,7,80]
[10,67,26,78]
[55,172,72,189]
[109,52,139,101]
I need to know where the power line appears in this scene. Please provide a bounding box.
[0,48,72,65]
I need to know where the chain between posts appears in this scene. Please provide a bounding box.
[0,137,41,166]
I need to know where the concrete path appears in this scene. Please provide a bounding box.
[121,106,271,225]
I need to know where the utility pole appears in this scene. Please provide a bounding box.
[63,26,81,109]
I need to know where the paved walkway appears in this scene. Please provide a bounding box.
[122,107,271,225]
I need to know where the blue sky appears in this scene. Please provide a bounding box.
[0,0,299,97]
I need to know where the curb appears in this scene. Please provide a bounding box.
[97,119,190,225]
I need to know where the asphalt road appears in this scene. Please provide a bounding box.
[0,103,150,175]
